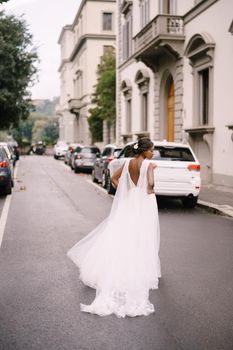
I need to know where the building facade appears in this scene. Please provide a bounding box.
[117,0,233,186]
[57,0,116,145]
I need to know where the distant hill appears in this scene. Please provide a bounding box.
[32,97,59,116]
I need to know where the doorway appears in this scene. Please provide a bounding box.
[167,79,174,142]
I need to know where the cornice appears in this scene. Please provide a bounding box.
[70,33,116,61]
[184,0,219,25]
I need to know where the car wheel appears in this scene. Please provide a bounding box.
[5,181,12,195]
[92,169,98,183]
[106,171,116,195]
[102,171,107,188]
[74,165,80,174]
[54,155,58,159]
[182,196,198,208]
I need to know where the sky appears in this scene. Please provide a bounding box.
[1,0,81,100]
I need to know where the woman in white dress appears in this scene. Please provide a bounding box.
[67,138,161,318]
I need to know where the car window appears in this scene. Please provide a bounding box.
[118,145,134,158]
[0,147,7,161]
[102,147,112,156]
[81,147,100,154]
[152,146,195,161]
[74,146,82,153]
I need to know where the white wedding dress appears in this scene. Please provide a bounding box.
[67,159,161,318]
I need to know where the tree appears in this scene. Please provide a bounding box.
[0,12,38,129]
[88,49,116,143]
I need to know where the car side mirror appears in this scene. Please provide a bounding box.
[96,152,101,158]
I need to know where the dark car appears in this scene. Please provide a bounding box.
[0,146,14,195]
[35,141,46,155]
[92,144,122,188]
[73,146,100,173]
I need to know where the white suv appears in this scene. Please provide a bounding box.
[53,141,69,159]
[106,140,201,208]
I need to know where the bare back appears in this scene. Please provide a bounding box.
[128,158,144,186]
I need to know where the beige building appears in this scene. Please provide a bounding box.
[117,0,233,186]
[56,0,116,145]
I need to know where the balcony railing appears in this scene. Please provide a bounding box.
[134,15,184,54]
[68,98,82,114]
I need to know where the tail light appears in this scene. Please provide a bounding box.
[107,156,114,163]
[188,164,200,171]
[0,161,9,168]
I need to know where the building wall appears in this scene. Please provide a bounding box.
[117,0,233,186]
[57,0,116,145]
[183,0,233,185]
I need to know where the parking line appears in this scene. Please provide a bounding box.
[0,162,19,249]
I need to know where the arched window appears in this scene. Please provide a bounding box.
[185,33,215,126]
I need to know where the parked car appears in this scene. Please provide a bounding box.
[106,140,201,208]
[35,141,46,155]
[0,146,14,195]
[73,146,100,173]
[54,141,68,159]
[0,142,16,167]
[92,144,122,188]
[70,144,85,169]
[7,140,20,161]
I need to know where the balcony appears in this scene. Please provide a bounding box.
[68,98,82,115]
[133,15,185,70]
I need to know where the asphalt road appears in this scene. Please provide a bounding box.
[0,155,233,350]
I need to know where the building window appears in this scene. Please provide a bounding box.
[122,15,132,61]
[135,69,150,133]
[184,33,215,127]
[140,0,150,28]
[103,12,112,31]
[126,99,132,133]
[199,68,209,125]
[159,0,176,15]
[141,93,148,131]
[74,71,83,99]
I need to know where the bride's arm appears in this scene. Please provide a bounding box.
[147,163,156,194]
[111,165,124,188]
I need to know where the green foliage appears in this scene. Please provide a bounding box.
[11,117,35,146]
[89,49,116,142]
[11,113,59,146]
[0,12,38,129]
[0,1,9,3]
[88,107,103,143]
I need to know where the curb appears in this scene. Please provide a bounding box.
[197,200,233,218]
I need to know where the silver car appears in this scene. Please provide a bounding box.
[73,146,100,173]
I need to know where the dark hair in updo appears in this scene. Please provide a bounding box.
[132,138,154,155]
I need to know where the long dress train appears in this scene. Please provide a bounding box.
[67,159,161,318]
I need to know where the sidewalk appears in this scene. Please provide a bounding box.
[198,184,233,218]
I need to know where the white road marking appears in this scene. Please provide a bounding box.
[86,179,108,194]
[0,162,19,248]
[86,179,114,198]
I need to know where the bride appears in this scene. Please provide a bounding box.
[67,138,161,318]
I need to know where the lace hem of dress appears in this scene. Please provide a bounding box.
[80,292,155,318]
[79,274,159,318]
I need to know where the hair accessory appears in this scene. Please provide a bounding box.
[133,143,138,150]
